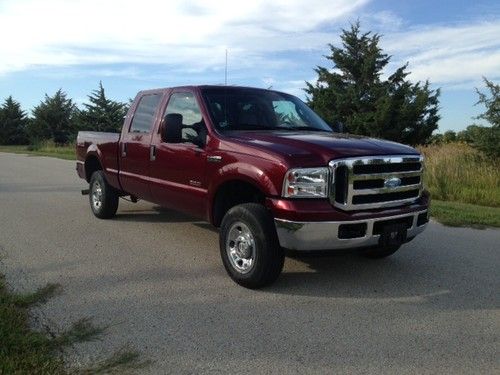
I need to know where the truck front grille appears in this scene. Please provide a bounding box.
[329,155,423,211]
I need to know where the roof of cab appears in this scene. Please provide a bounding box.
[135,85,286,97]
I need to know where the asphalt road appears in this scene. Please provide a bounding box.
[0,152,499,374]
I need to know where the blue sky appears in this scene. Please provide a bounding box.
[0,0,499,132]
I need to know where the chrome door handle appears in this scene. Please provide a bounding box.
[150,145,156,161]
[207,155,222,163]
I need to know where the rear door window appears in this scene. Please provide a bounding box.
[129,94,162,133]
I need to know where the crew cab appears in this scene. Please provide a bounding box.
[76,85,429,288]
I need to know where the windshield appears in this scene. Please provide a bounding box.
[202,87,333,132]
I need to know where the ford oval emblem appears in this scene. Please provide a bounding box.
[384,177,402,189]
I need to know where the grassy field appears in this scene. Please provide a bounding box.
[0,143,75,160]
[419,143,499,227]
[419,143,500,207]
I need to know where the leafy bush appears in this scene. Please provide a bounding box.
[458,124,499,159]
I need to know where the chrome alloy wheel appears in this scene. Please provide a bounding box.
[226,222,256,274]
[91,181,103,211]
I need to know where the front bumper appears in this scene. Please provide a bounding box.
[275,210,428,251]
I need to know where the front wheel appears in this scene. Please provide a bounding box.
[219,203,284,289]
[89,171,119,219]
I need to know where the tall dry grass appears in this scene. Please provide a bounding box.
[419,143,500,207]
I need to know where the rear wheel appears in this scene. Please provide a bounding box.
[89,171,119,219]
[220,203,284,289]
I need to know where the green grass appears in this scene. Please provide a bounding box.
[0,274,149,374]
[431,200,500,228]
[0,277,66,374]
[419,143,500,207]
[419,143,500,228]
[0,143,75,160]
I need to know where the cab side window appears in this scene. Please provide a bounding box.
[130,94,162,133]
[164,92,205,143]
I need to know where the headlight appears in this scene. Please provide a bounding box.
[282,167,329,198]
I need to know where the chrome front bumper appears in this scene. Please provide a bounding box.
[274,210,428,251]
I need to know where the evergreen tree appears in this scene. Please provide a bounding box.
[30,89,76,144]
[78,82,127,132]
[0,96,29,145]
[305,22,440,145]
[458,78,500,158]
[475,77,499,127]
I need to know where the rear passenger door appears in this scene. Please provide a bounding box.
[119,92,162,201]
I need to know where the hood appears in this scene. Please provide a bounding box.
[224,130,419,165]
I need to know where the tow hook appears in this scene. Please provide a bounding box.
[81,189,90,195]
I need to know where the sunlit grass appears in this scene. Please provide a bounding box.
[419,143,500,207]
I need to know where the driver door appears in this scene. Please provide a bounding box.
[149,90,208,218]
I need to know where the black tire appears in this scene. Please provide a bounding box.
[361,245,401,259]
[219,203,284,289]
[89,171,119,219]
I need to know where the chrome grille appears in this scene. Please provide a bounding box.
[329,155,423,210]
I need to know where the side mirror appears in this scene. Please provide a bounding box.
[162,113,183,143]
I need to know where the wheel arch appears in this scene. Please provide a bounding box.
[84,154,103,182]
[211,179,268,227]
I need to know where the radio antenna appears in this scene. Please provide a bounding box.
[225,49,228,86]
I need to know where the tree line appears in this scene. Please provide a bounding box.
[0,82,127,145]
[305,22,499,157]
[0,22,498,158]
[426,78,499,158]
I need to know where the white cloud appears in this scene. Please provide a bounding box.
[2,0,498,94]
[0,0,368,75]
[382,21,500,86]
[360,10,404,31]
[409,50,500,86]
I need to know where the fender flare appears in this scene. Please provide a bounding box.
[207,162,281,224]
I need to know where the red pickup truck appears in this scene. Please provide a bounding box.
[76,85,429,288]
